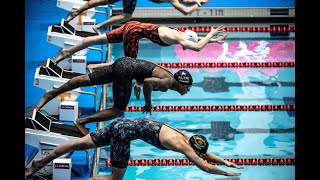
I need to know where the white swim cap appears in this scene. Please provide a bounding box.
[183,30,198,43]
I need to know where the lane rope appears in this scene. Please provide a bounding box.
[156,62,295,68]
[126,105,295,112]
[105,158,295,166]
[177,26,295,33]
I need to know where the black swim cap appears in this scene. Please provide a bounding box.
[174,70,193,85]
[189,135,208,154]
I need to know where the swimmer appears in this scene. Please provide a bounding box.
[53,21,228,65]
[65,0,208,34]
[36,56,193,135]
[25,118,242,179]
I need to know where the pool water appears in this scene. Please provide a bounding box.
[96,38,295,179]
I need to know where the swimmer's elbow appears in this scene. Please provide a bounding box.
[181,10,189,15]
[193,46,202,52]
[175,6,190,15]
[184,44,201,52]
[183,6,199,15]
[143,79,153,88]
[143,79,151,84]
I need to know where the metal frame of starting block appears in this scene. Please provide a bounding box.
[25,109,90,177]
[60,18,98,37]
[34,59,98,113]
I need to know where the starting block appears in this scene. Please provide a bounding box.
[34,59,98,115]
[57,0,108,33]
[47,19,104,62]
[25,109,89,176]
[47,19,97,52]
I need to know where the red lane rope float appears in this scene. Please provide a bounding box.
[176,26,295,33]
[156,62,295,68]
[105,158,295,166]
[126,105,295,112]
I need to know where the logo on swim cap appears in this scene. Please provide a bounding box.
[174,70,193,85]
[183,30,198,43]
[189,135,208,154]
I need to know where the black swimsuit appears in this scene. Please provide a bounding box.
[90,118,167,168]
[109,0,137,14]
[148,0,165,3]
[88,57,156,110]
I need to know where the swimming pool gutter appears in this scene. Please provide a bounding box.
[90,41,112,178]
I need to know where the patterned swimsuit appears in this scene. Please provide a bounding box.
[108,0,137,14]
[90,118,168,168]
[148,0,165,3]
[106,21,171,58]
[88,57,156,110]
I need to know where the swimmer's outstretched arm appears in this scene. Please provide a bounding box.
[198,32,229,44]
[179,26,225,51]
[180,147,242,176]
[202,152,226,164]
[203,152,242,169]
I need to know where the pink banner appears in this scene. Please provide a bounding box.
[174,40,295,76]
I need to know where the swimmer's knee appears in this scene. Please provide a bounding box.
[118,110,124,116]
[117,109,125,116]
[111,107,125,116]
[103,0,109,5]
[123,13,132,21]
[95,0,109,6]
[110,167,127,180]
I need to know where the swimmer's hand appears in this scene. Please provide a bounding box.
[225,171,241,176]
[224,160,242,169]
[210,25,225,36]
[142,104,152,115]
[134,82,141,100]
[216,32,229,44]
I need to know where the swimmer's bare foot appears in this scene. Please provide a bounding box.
[65,11,78,23]
[36,91,55,111]
[92,26,102,35]
[74,120,89,135]
[53,49,70,65]
[25,159,44,178]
